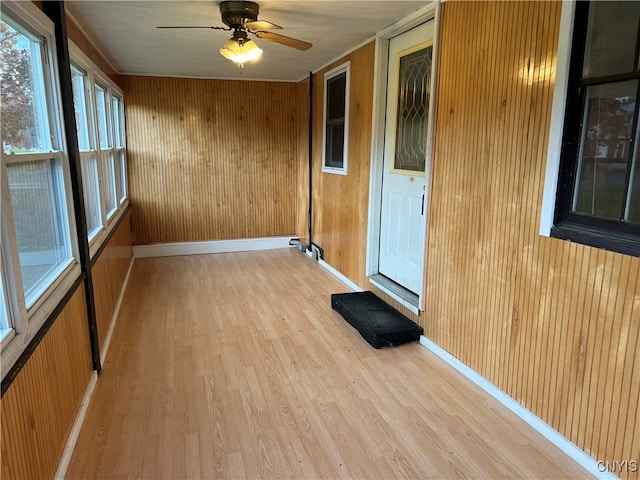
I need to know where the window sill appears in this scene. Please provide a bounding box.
[551,223,640,258]
[322,166,348,176]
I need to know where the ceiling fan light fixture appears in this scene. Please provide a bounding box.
[220,37,263,66]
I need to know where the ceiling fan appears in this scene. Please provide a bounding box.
[157,1,313,67]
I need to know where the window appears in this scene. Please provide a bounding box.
[1,12,76,308]
[71,64,102,239]
[69,42,128,254]
[112,94,127,203]
[553,1,640,256]
[94,82,117,217]
[322,62,350,174]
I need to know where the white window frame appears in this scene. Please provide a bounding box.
[94,79,118,220]
[0,0,81,379]
[112,93,127,204]
[539,1,576,237]
[69,41,128,259]
[322,61,350,175]
[71,62,103,242]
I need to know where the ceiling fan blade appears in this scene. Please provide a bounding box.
[254,31,312,51]
[244,20,282,30]
[156,26,228,30]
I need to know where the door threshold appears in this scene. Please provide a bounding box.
[370,274,419,314]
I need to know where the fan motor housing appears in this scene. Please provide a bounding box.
[220,1,260,28]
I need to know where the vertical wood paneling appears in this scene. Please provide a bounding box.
[122,77,298,245]
[1,214,132,479]
[0,288,91,480]
[296,78,310,244]
[93,213,133,349]
[426,2,640,476]
[306,42,420,321]
[310,42,374,289]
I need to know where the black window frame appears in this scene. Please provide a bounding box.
[552,0,640,257]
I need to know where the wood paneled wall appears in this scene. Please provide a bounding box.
[296,78,310,245]
[425,1,640,475]
[93,213,133,349]
[122,76,298,245]
[0,288,92,480]
[310,42,375,288]
[307,43,419,321]
[0,6,132,480]
[1,214,133,479]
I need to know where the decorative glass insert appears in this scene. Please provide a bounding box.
[394,46,432,172]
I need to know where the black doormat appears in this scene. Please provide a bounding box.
[331,291,423,349]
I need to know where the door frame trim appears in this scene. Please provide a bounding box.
[366,1,441,311]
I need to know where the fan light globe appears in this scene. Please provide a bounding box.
[220,38,263,65]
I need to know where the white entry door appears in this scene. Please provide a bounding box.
[378,21,435,294]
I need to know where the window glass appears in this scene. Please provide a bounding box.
[103,152,117,215]
[0,20,52,153]
[112,95,122,148]
[583,1,640,78]
[324,67,348,171]
[0,273,8,332]
[572,80,636,220]
[626,122,640,222]
[118,150,127,202]
[95,84,111,149]
[327,73,346,121]
[71,65,91,151]
[7,159,72,304]
[81,154,102,236]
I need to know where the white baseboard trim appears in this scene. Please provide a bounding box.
[133,236,296,258]
[315,257,364,293]
[54,371,98,480]
[419,336,617,480]
[100,256,134,365]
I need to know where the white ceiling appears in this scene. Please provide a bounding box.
[65,0,430,81]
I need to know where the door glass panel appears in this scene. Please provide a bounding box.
[394,46,432,172]
[573,80,636,220]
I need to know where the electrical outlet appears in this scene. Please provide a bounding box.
[311,243,324,261]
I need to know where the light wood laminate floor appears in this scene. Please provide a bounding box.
[67,248,592,479]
